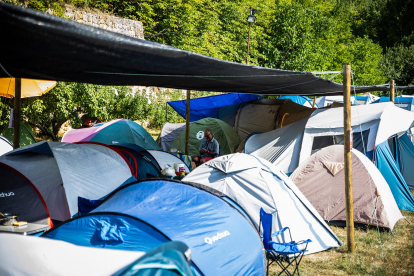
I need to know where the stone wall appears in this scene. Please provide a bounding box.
[65,8,144,39]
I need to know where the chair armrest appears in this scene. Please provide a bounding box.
[296,239,312,245]
[270,227,289,238]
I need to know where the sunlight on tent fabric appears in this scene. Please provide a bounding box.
[0,78,56,98]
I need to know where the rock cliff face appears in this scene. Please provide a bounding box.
[65,8,144,39]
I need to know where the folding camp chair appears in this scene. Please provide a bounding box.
[259,208,311,276]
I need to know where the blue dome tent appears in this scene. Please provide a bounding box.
[42,179,266,276]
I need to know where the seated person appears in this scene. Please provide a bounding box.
[192,129,219,165]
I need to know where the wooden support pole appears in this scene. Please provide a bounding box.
[13,78,22,149]
[343,65,355,253]
[390,80,395,103]
[185,90,191,155]
[312,96,316,108]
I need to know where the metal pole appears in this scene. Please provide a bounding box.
[185,90,191,155]
[246,6,252,65]
[13,78,21,149]
[390,80,395,103]
[165,102,168,124]
[343,64,355,253]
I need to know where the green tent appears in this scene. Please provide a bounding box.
[169,118,240,156]
[1,122,36,147]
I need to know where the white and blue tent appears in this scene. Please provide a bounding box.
[42,179,266,276]
[278,95,316,108]
[245,103,414,211]
[183,153,342,255]
[375,96,414,112]
[315,95,357,107]
[0,135,13,156]
[354,93,379,105]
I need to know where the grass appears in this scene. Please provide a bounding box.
[269,207,414,275]
[145,128,161,141]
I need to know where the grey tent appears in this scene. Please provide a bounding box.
[157,122,187,151]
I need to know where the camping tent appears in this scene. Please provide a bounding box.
[234,99,313,140]
[388,133,414,189]
[290,145,402,230]
[278,95,316,108]
[111,143,190,176]
[0,142,134,225]
[0,234,194,276]
[169,118,240,156]
[1,122,36,147]
[0,135,13,156]
[375,96,414,112]
[245,103,414,211]
[183,153,342,255]
[157,122,187,151]
[166,98,313,141]
[315,95,357,107]
[42,179,266,276]
[167,93,260,123]
[0,234,145,276]
[62,119,160,150]
[110,144,163,180]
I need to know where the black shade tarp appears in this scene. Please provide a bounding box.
[0,3,407,95]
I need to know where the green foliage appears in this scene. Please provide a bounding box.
[380,45,414,87]
[257,0,386,86]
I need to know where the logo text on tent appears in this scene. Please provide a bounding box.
[0,192,15,198]
[196,131,204,140]
[204,231,230,245]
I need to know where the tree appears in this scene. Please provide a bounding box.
[257,0,386,86]
[380,45,414,88]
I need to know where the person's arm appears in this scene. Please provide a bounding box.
[207,141,219,157]
[199,141,207,155]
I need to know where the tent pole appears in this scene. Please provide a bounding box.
[185,90,191,155]
[390,80,395,103]
[343,64,355,253]
[13,78,21,149]
[312,96,316,108]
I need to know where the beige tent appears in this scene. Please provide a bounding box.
[234,98,312,140]
[289,145,402,230]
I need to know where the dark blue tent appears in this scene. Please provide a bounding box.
[42,179,266,276]
[111,144,162,180]
[374,140,414,211]
[168,93,260,122]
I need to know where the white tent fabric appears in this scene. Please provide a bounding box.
[246,103,414,174]
[183,153,342,255]
[0,234,144,276]
[244,118,307,174]
[316,95,356,107]
[147,150,190,173]
[0,135,13,156]
[290,146,402,230]
[0,142,133,222]
[300,102,414,164]
[158,122,186,151]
